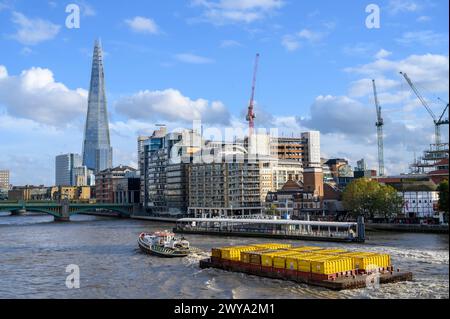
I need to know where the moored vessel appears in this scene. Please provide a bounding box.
[138,230,190,257]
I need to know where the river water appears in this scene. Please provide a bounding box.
[0,212,448,299]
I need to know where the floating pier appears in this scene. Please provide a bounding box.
[175,217,365,243]
[199,244,413,291]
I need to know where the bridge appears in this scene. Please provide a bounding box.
[0,200,136,221]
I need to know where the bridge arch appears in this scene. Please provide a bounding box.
[67,207,132,217]
[19,208,62,218]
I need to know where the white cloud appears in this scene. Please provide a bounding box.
[282,28,327,52]
[191,0,284,24]
[345,54,449,94]
[298,95,435,152]
[76,1,96,16]
[281,35,300,52]
[0,65,7,78]
[417,15,431,22]
[0,1,10,11]
[387,0,422,14]
[220,39,242,48]
[375,49,392,60]
[348,77,400,98]
[125,16,160,34]
[342,43,374,56]
[20,47,33,56]
[0,65,87,126]
[175,53,214,64]
[396,30,447,47]
[298,95,375,137]
[114,88,230,125]
[297,29,324,42]
[10,12,60,45]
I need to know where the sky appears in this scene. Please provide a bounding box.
[0,0,448,186]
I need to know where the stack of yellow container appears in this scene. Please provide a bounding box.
[220,246,261,261]
[210,245,392,275]
[340,252,391,270]
[214,243,292,261]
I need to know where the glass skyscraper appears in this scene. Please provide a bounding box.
[55,153,82,186]
[82,40,113,173]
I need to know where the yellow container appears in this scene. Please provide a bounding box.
[341,252,391,270]
[285,253,318,270]
[272,252,302,269]
[241,249,279,264]
[220,246,261,261]
[297,255,331,272]
[311,256,354,275]
[261,250,298,267]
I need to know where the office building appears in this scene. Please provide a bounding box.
[72,166,95,186]
[82,40,113,173]
[55,153,82,186]
[0,169,10,189]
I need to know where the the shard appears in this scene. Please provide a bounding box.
[82,39,113,173]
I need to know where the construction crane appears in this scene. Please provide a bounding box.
[437,97,450,124]
[400,72,449,146]
[246,53,260,137]
[372,79,385,176]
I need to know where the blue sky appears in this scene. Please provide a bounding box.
[0,0,449,185]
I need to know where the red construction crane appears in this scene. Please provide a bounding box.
[246,53,260,136]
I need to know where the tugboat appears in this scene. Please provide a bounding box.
[138,230,191,257]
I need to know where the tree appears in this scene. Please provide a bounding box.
[343,178,403,220]
[266,204,279,216]
[437,179,449,216]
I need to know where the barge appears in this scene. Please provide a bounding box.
[200,244,413,291]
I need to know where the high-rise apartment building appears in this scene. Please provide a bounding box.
[82,40,112,173]
[188,157,263,218]
[187,144,303,218]
[55,154,82,186]
[0,170,10,189]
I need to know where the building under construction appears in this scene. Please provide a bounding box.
[398,72,449,176]
[410,143,449,182]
